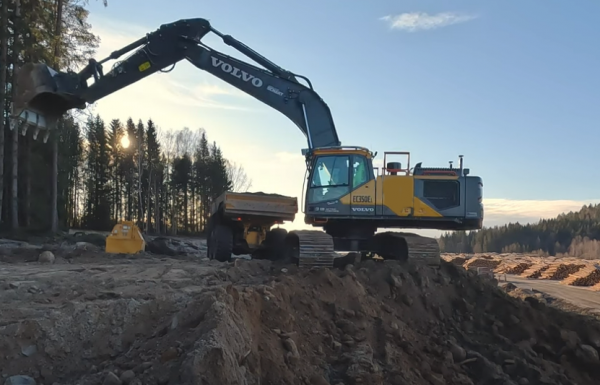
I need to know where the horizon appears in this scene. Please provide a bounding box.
[74,1,598,237]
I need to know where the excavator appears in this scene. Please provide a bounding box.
[10,18,484,268]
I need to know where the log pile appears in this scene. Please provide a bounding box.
[560,266,600,286]
[590,282,600,292]
[445,256,467,265]
[463,257,502,269]
[496,262,533,275]
[520,264,551,279]
[539,263,587,280]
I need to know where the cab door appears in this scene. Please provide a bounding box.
[350,155,376,216]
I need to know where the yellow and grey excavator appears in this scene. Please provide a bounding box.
[10,18,484,268]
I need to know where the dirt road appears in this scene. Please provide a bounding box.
[502,274,600,314]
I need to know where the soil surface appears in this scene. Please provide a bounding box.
[2,242,600,385]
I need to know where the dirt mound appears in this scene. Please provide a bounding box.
[3,255,600,385]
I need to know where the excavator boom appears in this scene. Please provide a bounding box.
[11,17,483,269]
[12,18,341,149]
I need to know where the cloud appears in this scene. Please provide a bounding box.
[380,12,477,32]
[482,198,600,227]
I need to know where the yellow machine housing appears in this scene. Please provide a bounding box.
[105,221,146,254]
[303,147,483,230]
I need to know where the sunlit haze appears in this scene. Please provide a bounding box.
[120,135,130,149]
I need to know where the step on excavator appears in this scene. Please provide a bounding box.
[10,18,484,268]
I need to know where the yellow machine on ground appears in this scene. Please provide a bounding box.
[105,221,145,254]
[9,17,484,268]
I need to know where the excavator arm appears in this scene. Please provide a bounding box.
[12,18,341,149]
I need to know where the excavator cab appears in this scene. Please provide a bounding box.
[304,146,483,231]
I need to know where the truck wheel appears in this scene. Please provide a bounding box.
[208,224,233,262]
[265,228,288,260]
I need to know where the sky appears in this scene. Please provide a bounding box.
[77,0,599,236]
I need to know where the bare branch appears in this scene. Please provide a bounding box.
[225,160,252,192]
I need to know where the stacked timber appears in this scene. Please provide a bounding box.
[496,262,534,275]
[539,263,587,280]
[560,266,600,286]
[441,254,468,266]
[520,264,551,279]
[590,282,600,292]
[463,257,502,269]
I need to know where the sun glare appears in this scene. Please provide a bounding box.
[121,135,130,149]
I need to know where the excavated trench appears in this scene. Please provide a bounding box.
[2,247,600,385]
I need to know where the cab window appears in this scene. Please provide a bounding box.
[309,155,350,203]
[352,156,369,188]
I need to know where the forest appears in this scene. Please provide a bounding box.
[0,0,251,235]
[439,203,600,259]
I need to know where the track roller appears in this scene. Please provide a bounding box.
[282,230,336,268]
[372,232,440,266]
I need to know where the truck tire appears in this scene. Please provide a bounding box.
[208,223,233,262]
[264,227,288,260]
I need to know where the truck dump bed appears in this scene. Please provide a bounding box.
[213,191,298,222]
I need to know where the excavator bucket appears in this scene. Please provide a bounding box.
[11,63,84,139]
[105,221,146,254]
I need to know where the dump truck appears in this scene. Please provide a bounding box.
[206,191,298,262]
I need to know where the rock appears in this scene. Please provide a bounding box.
[103,372,122,385]
[75,241,97,250]
[449,343,466,362]
[38,250,55,264]
[389,274,403,288]
[401,294,413,306]
[21,344,37,357]
[576,344,599,364]
[560,329,580,349]
[161,347,179,362]
[282,337,299,357]
[119,370,135,384]
[509,315,520,325]
[4,376,36,385]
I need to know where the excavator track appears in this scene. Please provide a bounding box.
[286,230,336,268]
[373,231,441,266]
[401,233,441,266]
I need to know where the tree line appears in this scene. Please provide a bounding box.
[439,204,600,259]
[0,0,251,234]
